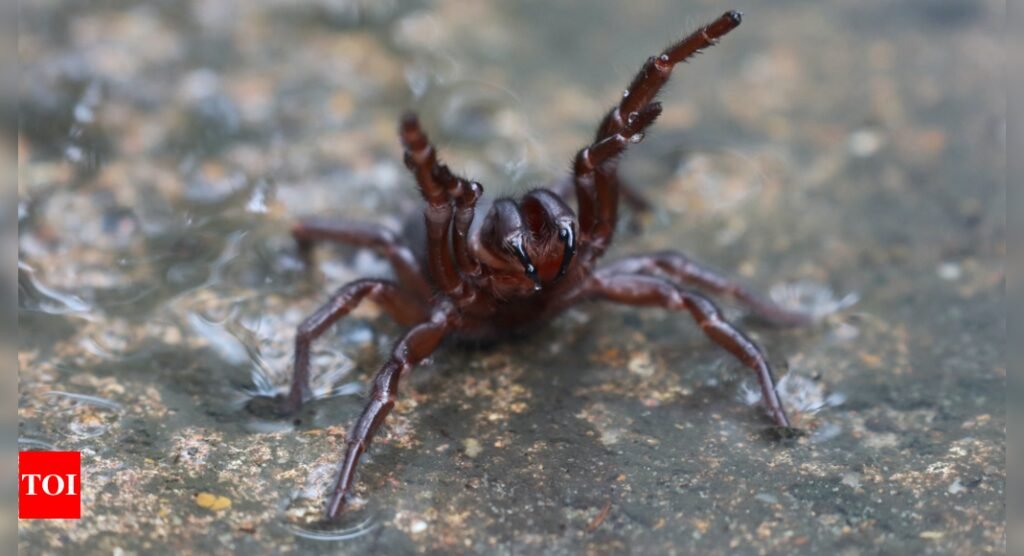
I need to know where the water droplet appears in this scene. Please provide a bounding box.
[245,181,271,213]
[187,312,251,366]
[44,391,124,412]
[19,437,57,451]
[73,103,94,124]
[68,416,111,438]
[283,515,379,541]
[65,145,84,163]
[769,280,858,321]
[811,422,842,443]
[404,67,431,98]
[737,382,762,406]
[18,262,93,315]
[825,392,847,407]
[231,309,357,405]
[776,373,827,414]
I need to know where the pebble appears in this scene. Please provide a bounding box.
[410,520,428,534]
[848,129,884,157]
[463,438,483,458]
[195,492,232,511]
[627,352,655,377]
[841,472,862,489]
[937,262,962,281]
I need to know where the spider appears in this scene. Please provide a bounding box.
[273,11,813,521]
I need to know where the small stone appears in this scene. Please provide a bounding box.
[628,352,655,377]
[195,492,231,511]
[463,438,482,458]
[937,262,962,281]
[754,493,778,504]
[848,129,883,157]
[410,520,428,534]
[599,429,623,446]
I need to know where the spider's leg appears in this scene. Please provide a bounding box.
[571,11,742,240]
[596,11,742,140]
[326,303,454,520]
[292,219,432,299]
[432,164,484,277]
[399,113,464,296]
[282,279,427,415]
[573,103,662,255]
[584,271,790,428]
[552,174,650,237]
[600,251,814,327]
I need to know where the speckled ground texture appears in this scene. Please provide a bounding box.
[17,0,1005,554]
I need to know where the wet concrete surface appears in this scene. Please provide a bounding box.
[18,0,1004,554]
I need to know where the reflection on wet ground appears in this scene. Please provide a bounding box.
[18,0,1003,554]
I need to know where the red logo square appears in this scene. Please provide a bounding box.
[19,451,81,519]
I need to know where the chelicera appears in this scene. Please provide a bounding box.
[273,11,812,521]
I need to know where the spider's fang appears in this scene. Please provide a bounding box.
[556,222,576,278]
[510,237,542,290]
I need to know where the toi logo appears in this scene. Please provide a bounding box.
[19,451,81,519]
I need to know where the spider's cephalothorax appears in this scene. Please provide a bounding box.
[279,11,813,520]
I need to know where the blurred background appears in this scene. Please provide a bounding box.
[17,0,1004,554]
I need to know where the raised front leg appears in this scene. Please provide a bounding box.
[585,271,790,428]
[399,113,464,296]
[283,279,427,415]
[326,304,454,520]
[567,11,742,251]
[600,251,813,327]
[573,103,662,255]
[291,218,432,299]
[595,11,742,140]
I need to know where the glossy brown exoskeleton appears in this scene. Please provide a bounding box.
[276,11,812,520]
